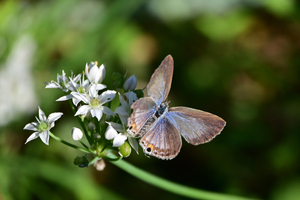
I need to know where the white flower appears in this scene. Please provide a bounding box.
[56,74,104,106]
[72,127,83,141]
[105,122,139,153]
[45,70,80,92]
[123,75,137,91]
[23,107,63,145]
[71,85,116,121]
[85,62,106,90]
[115,92,137,125]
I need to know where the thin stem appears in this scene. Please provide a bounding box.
[49,132,92,154]
[111,160,260,200]
[79,140,89,149]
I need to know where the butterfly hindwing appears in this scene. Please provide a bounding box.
[167,107,226,145]
[128,97,156,137]
[140,117,182,160]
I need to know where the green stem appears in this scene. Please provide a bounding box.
[111,160,260,200]
[49,132,91,154]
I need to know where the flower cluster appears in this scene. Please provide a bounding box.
[24,61,141,170]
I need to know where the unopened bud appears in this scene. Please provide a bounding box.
[72,127,83,141]
[73,155,89,168]
[88,122,96,132]
[119,141,131,157]
[112,72,125,89]
[123,75,137,91]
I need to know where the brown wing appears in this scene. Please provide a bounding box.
[140,117,182,160]
[147,55,174,105]
[167,107,226,145]
[127,97,156,137]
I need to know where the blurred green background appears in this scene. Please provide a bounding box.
[1,0,300,199]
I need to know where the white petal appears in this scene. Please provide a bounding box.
[45,82,60,89]
[91,108,103,121]
[115,106,128,116]
[96,84,107,91]
[118,93,128,108]
[107,122,123,132]
[127,91,138,105]
[71,92,89,104]
[72,127,83,141]
[25,132,40,144]
[112,133,127,147]
[123,75,137,91]
[75,105,90,116]
[89,64,99,83]
[39,131,50,145]
[89,84,98,98]
[24,122,39,131]
[98,90,116,104]
[98,64,106,83]
[105,125,118,140]
[56,94,73,101]
[102,106,115,116]
[72,98,81,106]
[72,74,81,83]
[38,107,47,121]
[48,112,63,123]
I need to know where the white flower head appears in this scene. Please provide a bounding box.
[23,107,63,145]
[105,122,139,154]
[115,92,138,125]
[72,127,83,141]
[123,74,137,91]
[85,62,106,90]
[56,73,105,106]
[71,85,116,121]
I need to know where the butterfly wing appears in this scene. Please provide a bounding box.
[127,97,156,137]
[140,117,182,160]
[147,55,174,105]
[167,107,226,145]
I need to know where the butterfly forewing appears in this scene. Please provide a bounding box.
[140,117,182,160]
[147,55,173,105]
[128,97,157,137]
[167,107,226,145]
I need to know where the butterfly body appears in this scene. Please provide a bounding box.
[128,55,226,160]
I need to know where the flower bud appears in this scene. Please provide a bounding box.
[119,141,132,157]
[93,133,101,140]
[93,159,106,171]
[73,155,89,168]
[72,127,83,141]
[112,72,125,89]
[85,62,106,84]
[88,122,96,132]
[123,75,137,91]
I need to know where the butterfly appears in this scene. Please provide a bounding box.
[127,55,226,160]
